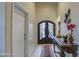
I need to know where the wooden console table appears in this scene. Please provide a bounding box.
[60,43,78,57]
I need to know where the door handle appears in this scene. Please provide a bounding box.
[24,34,26,40]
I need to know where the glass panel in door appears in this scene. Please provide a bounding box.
[40,22,45,40]
[48,23,54,39]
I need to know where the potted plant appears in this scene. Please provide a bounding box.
[64,8,76,44]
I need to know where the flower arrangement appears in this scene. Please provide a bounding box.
[67,23,76,44]
[67,23,75,30]
[63,8,76,44]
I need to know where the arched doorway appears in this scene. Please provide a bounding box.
[38,20,56,44]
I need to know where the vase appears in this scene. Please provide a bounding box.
[69,34,73,44]
[69,38,73,44]
[64,39,68,43]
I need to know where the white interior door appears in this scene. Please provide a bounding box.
[12,5,25,57]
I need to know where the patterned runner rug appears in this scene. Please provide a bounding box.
[41,44,54,57]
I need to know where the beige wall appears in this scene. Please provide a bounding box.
[36,2,58,23]
[58,2,79,45]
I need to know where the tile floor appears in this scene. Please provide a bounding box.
[32,44,79,57]
[32,44,55,57]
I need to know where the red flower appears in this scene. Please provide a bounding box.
[67,24,75,30]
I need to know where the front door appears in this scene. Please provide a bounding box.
[38,20,55,44]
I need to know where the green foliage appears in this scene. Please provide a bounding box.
[62,35,68,40]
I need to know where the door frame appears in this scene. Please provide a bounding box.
[12,3,28,57]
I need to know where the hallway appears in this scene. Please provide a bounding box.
[1,2,79,57]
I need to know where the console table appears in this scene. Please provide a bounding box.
[60,43,78,57]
